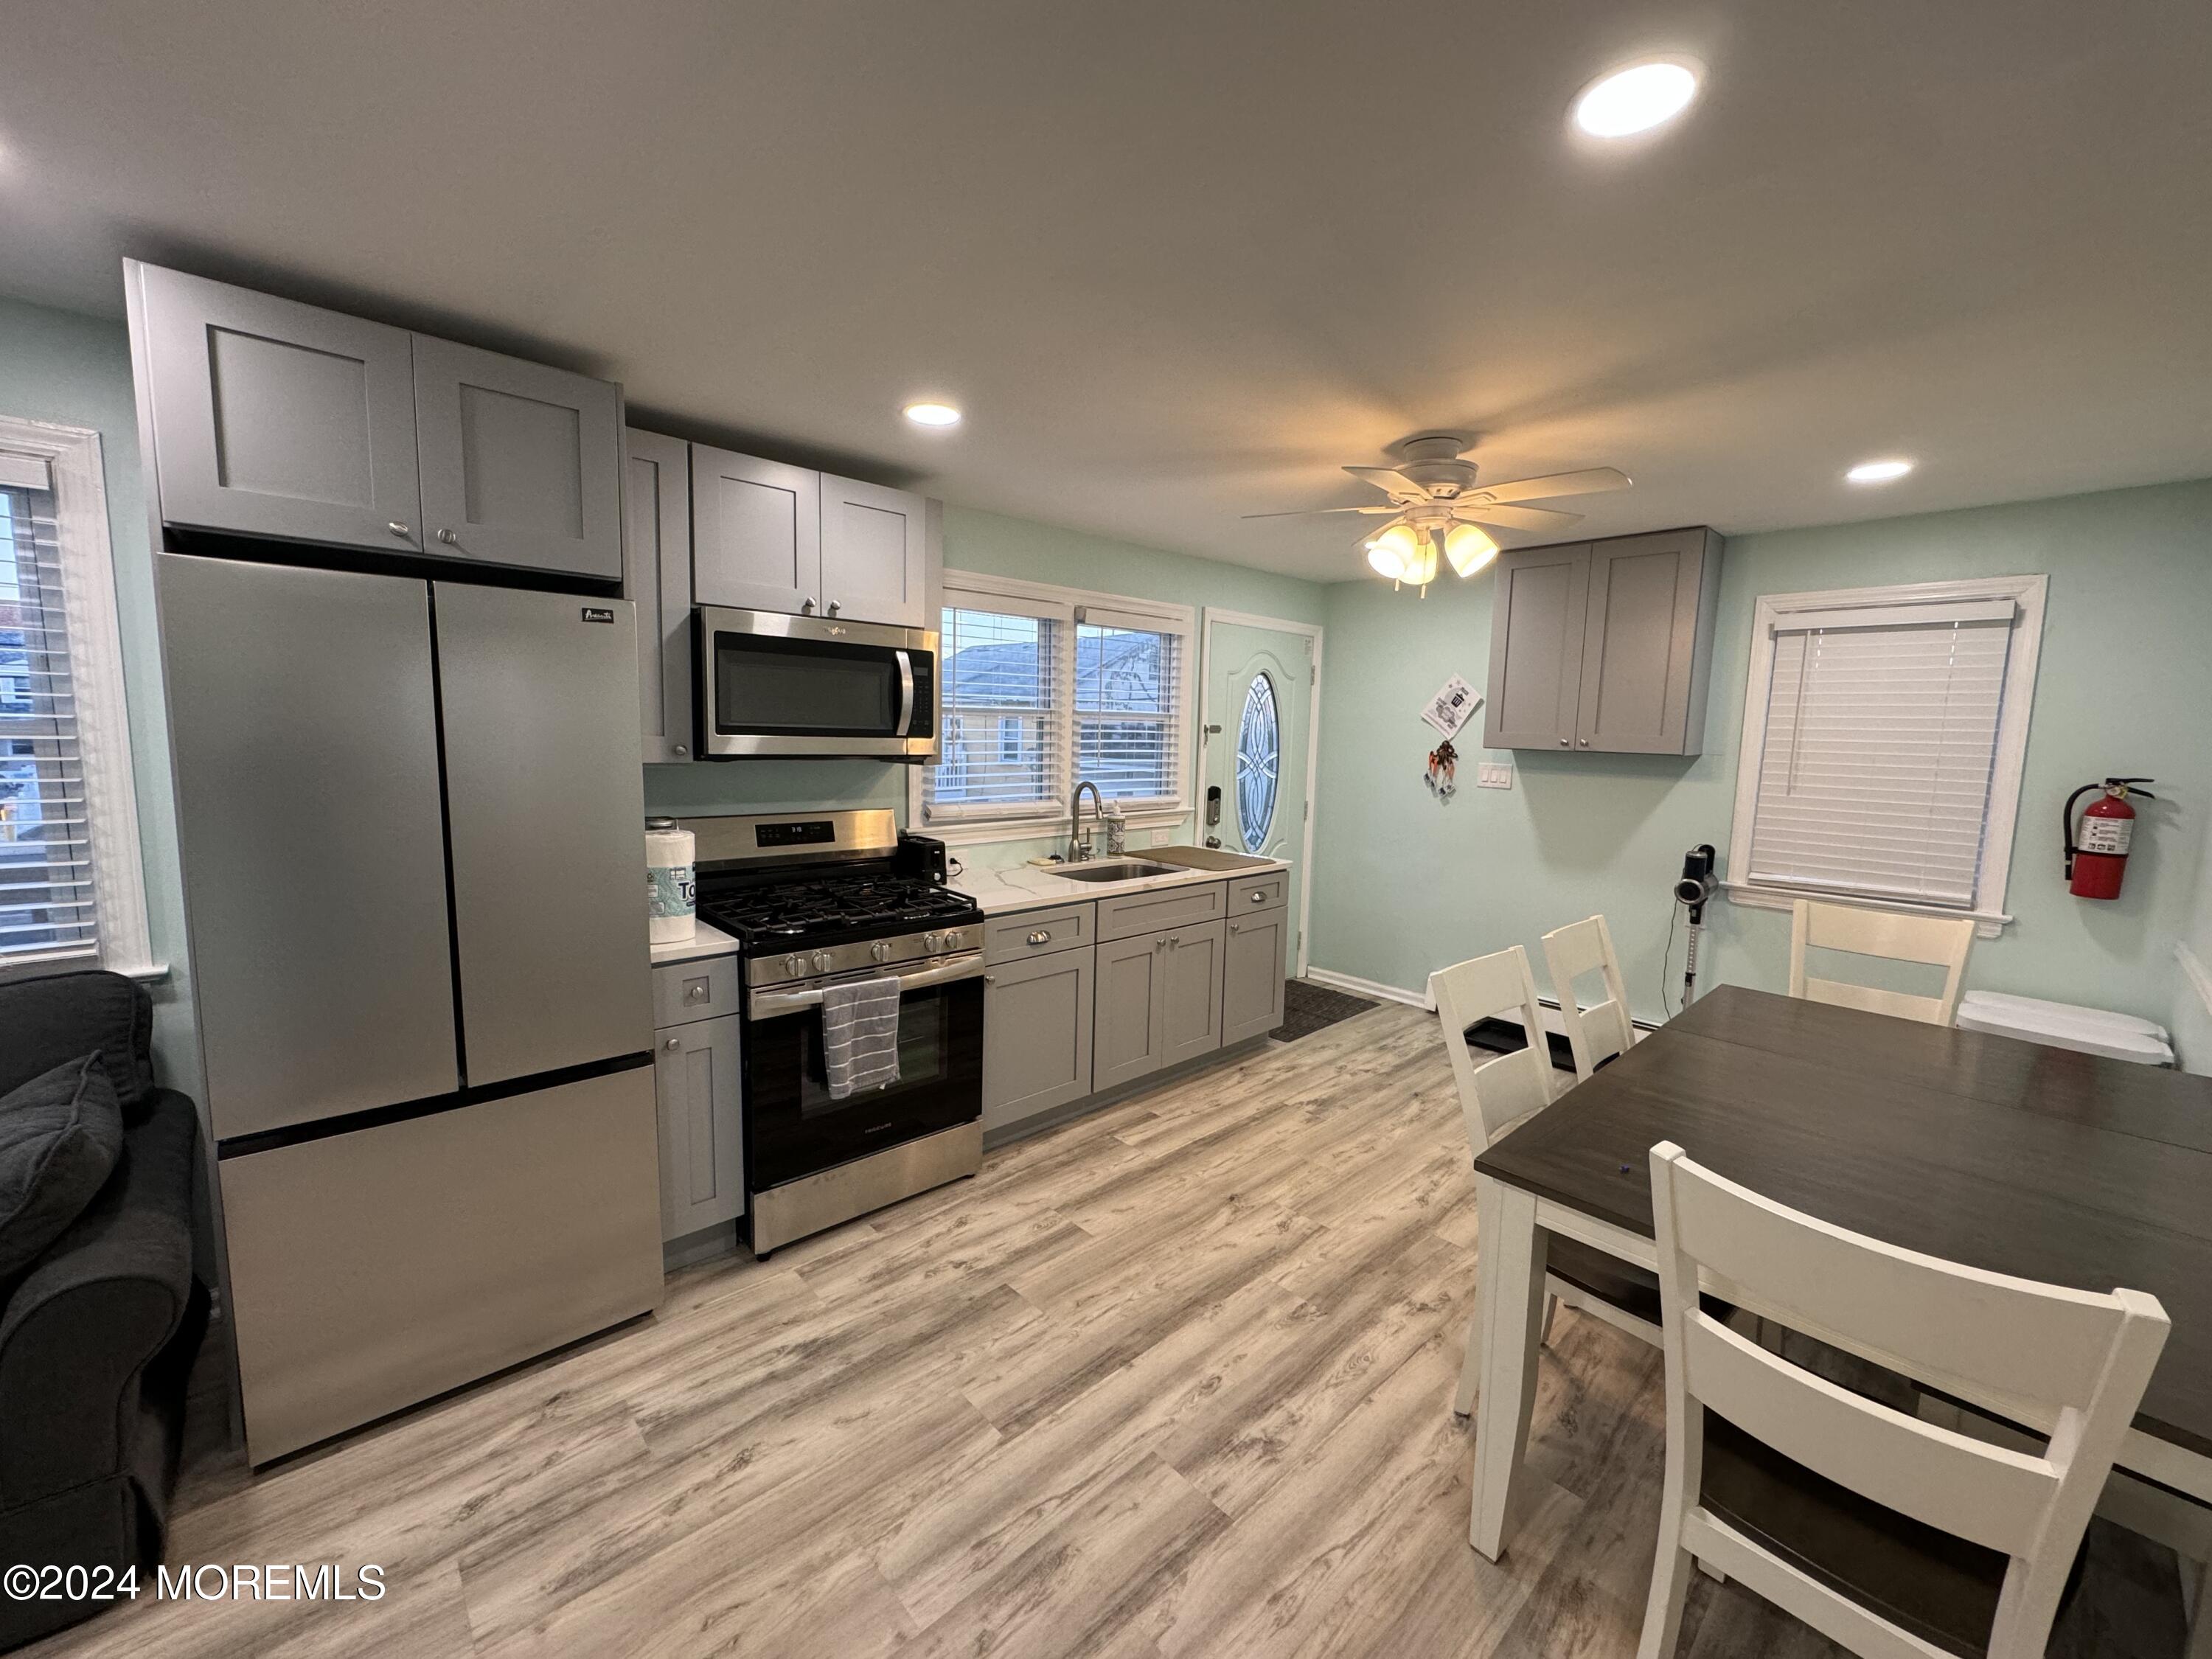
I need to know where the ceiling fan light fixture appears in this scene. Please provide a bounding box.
[1572,58,1702,139]
[1444,521,1500,578]
[1366,521,1420,582]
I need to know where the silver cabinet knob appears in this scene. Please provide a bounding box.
[1558,737,1570,747]
[664,1036,681,1051]
[1028,930,1051,946]
[1228,923,1240,936]
[685,983,708,1001]
[436,527,459,546]
[812,951,833,973]
[387,521,412,538]
[827,600,841,617]
[1250,890,1266,903]
[1578,738,1590,748]
[673,744,688,757]
[984,973,996,985]
[800,597,816,615]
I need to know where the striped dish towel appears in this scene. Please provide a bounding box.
[821,976,902,1099]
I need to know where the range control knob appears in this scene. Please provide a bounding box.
[785,953,805,976]
[813,951,833,973]
[870,940,892,963]
[924,931,942,953]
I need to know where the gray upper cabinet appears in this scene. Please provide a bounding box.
[1573,529,1723,754]
[983,946,1096,1133]
[625,428,695,761]
[412,336,624,580]
[1483,528,1723,756]
[820,473,928,627]
[691,446,821,613]
[1482,543,1590,750]
[131,261,425,553]
[1221,905,1289,1047]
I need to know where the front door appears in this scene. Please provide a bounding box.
[1202,619,1312,976]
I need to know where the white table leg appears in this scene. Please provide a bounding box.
[1469,1174,1547,1559]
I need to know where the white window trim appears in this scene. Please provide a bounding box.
[1723,572,2047,939]
[911,570,1197,846]
[0,416,156,977]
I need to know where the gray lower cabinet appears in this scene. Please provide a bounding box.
[1221,907,1289,1046]
[653,1012,746,1241]
[1093,932,1169,1091]
[625,428,695,761]
[1158,920,1226,1068]
[982,947,1096,1133]
[1482,528,1723,755]
[129,260,425,553]
[411,335,625,580]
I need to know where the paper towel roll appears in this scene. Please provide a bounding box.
[645,818,697,944]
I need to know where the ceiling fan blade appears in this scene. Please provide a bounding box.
[1240,504,1399,520]
[1343,465,1429,498]
[1458,501,1583,532]
[1470,466,1632,505]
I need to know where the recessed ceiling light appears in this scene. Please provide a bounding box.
[1846,458,1915,484]
[1572,58,1702,139]
[902,402,961,428]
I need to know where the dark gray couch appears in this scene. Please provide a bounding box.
[0,971,207,1652]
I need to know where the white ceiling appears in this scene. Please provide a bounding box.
[4,1,2210,582]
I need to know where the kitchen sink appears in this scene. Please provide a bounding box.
[1054,860,1179,883]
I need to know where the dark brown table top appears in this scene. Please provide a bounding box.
[1472,984,2212,1461]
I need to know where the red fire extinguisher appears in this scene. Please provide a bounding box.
[2064,777,2155,900]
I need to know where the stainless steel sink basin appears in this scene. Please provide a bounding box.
[1054,860,1179,883]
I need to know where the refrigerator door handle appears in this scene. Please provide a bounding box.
[894,649,916,738]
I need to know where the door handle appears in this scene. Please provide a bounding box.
[894,650,916,737]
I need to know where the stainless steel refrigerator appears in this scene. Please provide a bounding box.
[159,553,661,1463]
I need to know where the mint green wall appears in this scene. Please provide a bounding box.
[645,503,1326,872]
[2177,822,2212,1074]
[1308,479,2212,1029]
[0,297,197,1085]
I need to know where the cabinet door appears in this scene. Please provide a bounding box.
[1221,908,1288,1046]
[820,474,928,627]
[625,429,695,761]
[1482,544,1590,750]
[654,1016,745,1240]
[692,446,821,613]
[1093,933,1167,1091]
[983,947,1096,1133]
[411,335,625,580]
[1159,920,1226,1068]
[1575,529,1713,755]
[132,262,422,552]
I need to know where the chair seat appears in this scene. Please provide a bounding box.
[1545,1237,1664,1328]
[1700,1409,2006,1659]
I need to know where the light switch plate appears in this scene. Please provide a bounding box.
[1476,761,1514,790]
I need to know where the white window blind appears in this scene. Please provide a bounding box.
[1745,602,2017,908]
[1074,611,1180,807]
[1,479,98,969]
[926,603,1061,821]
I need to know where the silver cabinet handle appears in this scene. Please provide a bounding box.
[436,527,459,546]
[387,521,412,538]
[894,649,916,738]
[1228,923,1240,936]
[1250,890,1266,902]
[984,973,996,985]
[1028,929,1052,945]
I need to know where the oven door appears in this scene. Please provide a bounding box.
[743,954,983,1192]
[698,607,937,759]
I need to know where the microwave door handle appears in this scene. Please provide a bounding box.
[894,649,916,737]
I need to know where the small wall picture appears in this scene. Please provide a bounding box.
[1420,675,1481,739]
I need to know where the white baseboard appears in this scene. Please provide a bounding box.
[1303,966,1433,1012]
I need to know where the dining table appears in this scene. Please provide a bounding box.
[1464,982,2212,1562]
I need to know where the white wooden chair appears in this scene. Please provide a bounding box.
[1541,914,1640,1081]
[1638,1141,2170,1659]
[1431,947,1661,1418]
[1788,897,1976,1026]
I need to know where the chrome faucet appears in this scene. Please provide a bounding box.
[1068,780,1105,862]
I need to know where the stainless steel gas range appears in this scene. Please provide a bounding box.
[686,810,983,1255]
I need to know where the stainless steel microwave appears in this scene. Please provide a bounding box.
[695,607,938,759]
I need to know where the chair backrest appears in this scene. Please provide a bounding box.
[1788,898,1975,1026]
[1540,914,1638,1080]
[1646,1142,2168,1658]
[1429,947,1558,1155]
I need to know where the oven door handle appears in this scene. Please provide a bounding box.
[748,950,984,1020]
[894,649,917,738]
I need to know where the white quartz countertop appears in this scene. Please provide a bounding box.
[648,919,741,965]
[951,852,1289,915]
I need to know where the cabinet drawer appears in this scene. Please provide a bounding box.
[1228,872,1287,913]
[652,955,740,1027]
[1097,881,1225,942]
[984,903,1094,964]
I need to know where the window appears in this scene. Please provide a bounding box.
[1235,672,1279,851]
[1725,575,2046,929]
[919,574,1193,835]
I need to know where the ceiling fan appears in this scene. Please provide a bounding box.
[1243,432,1632,591]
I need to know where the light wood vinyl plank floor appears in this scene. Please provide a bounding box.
[30,1004,2191,1658]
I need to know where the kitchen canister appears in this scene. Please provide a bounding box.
[644,817,697,944]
